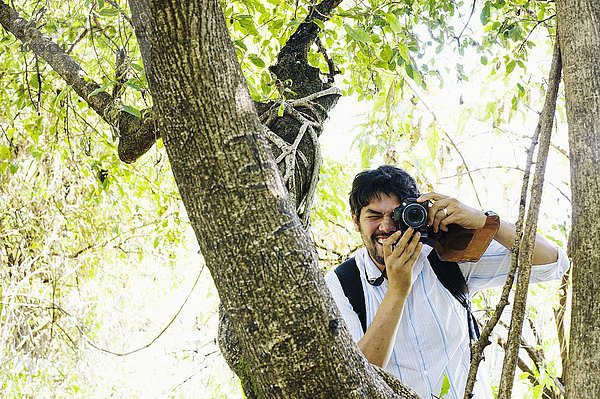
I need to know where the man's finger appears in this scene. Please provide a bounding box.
[431,209,446,233]
[392,228,414,253]
[400,232,421,261]
[410,243,423,262]
[439,214,455,232]
[383,230,404,257]
[417,192,448,203]
[428,199,451,227]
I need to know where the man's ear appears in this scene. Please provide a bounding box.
[352,213,360,232]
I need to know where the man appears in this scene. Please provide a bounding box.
[325,165,569,399]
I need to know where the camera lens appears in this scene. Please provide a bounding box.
[402,203,427,228]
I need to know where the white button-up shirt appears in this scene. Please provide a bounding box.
[325,241,569,399]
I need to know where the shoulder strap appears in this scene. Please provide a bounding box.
[427,249,480,341]
[334,257,367,333]
[334,252,480,340]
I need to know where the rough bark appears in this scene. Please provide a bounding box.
[205,0,343,392]
[556,1,600,398]
[497,39,562,399]
[139,0,419,397]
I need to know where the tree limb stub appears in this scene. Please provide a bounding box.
[276,0,344,63]
[270,0,344,100]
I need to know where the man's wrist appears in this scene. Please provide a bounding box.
[483,210,501,236]
[386,283,411,300]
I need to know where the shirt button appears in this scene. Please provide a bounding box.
[424,371,428,375]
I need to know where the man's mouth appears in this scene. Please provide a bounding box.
[374,235,390,246]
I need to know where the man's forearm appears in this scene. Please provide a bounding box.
[357,289,407,368]
[494,219,558,265]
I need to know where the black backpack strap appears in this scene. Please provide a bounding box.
[334,257,367,333]
[427,249,480,341]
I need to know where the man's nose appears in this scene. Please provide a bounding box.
[380,215,398,233]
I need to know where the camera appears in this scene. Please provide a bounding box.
[392,198,430,242]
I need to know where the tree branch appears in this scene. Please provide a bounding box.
[0,1,111,115]
[497,37,562,399]
[464,38,562,399]
[0,0,345,167]
[0,0,157,164]
[270,0,343,98]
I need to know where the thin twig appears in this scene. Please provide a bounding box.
[455,0,476,46]
[315,35,339,83]
[77,264,205,356]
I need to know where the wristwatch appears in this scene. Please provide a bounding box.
[484,210,500,229]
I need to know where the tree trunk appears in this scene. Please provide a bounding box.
[555,1,600,398]
[138,0,419,397]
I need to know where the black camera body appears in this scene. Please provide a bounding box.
[392,198,430,242]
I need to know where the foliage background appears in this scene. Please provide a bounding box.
[0,0,570,397]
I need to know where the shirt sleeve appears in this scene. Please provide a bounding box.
[459,240,570,293]
[324,271,365,342]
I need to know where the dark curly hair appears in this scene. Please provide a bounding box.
[349,165,419,218]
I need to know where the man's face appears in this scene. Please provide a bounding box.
[353,193,401,270]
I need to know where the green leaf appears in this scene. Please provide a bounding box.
[234,39,248,52]
[248,54,265,68]
[480,2,491,26]
[122,104,141,118]
[0,145,10,160]
[97,8,119,17]
[313,19,325,30]
[238,16,259,36]
[397,42,410,63]
[277,102,285,117]
[405,63,414,79]
[344,24,372,43]
[89,84,110,97]
[508,24,523,41]
[506,60,516,74]
[385,13,402,33]
[131,62,144,72]
[380,44,393,62]
[439,374,451,397]
[427,124,440,160]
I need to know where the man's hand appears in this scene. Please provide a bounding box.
[382,228,422,296]
[357,227,421,368]
[417,192,486,233]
